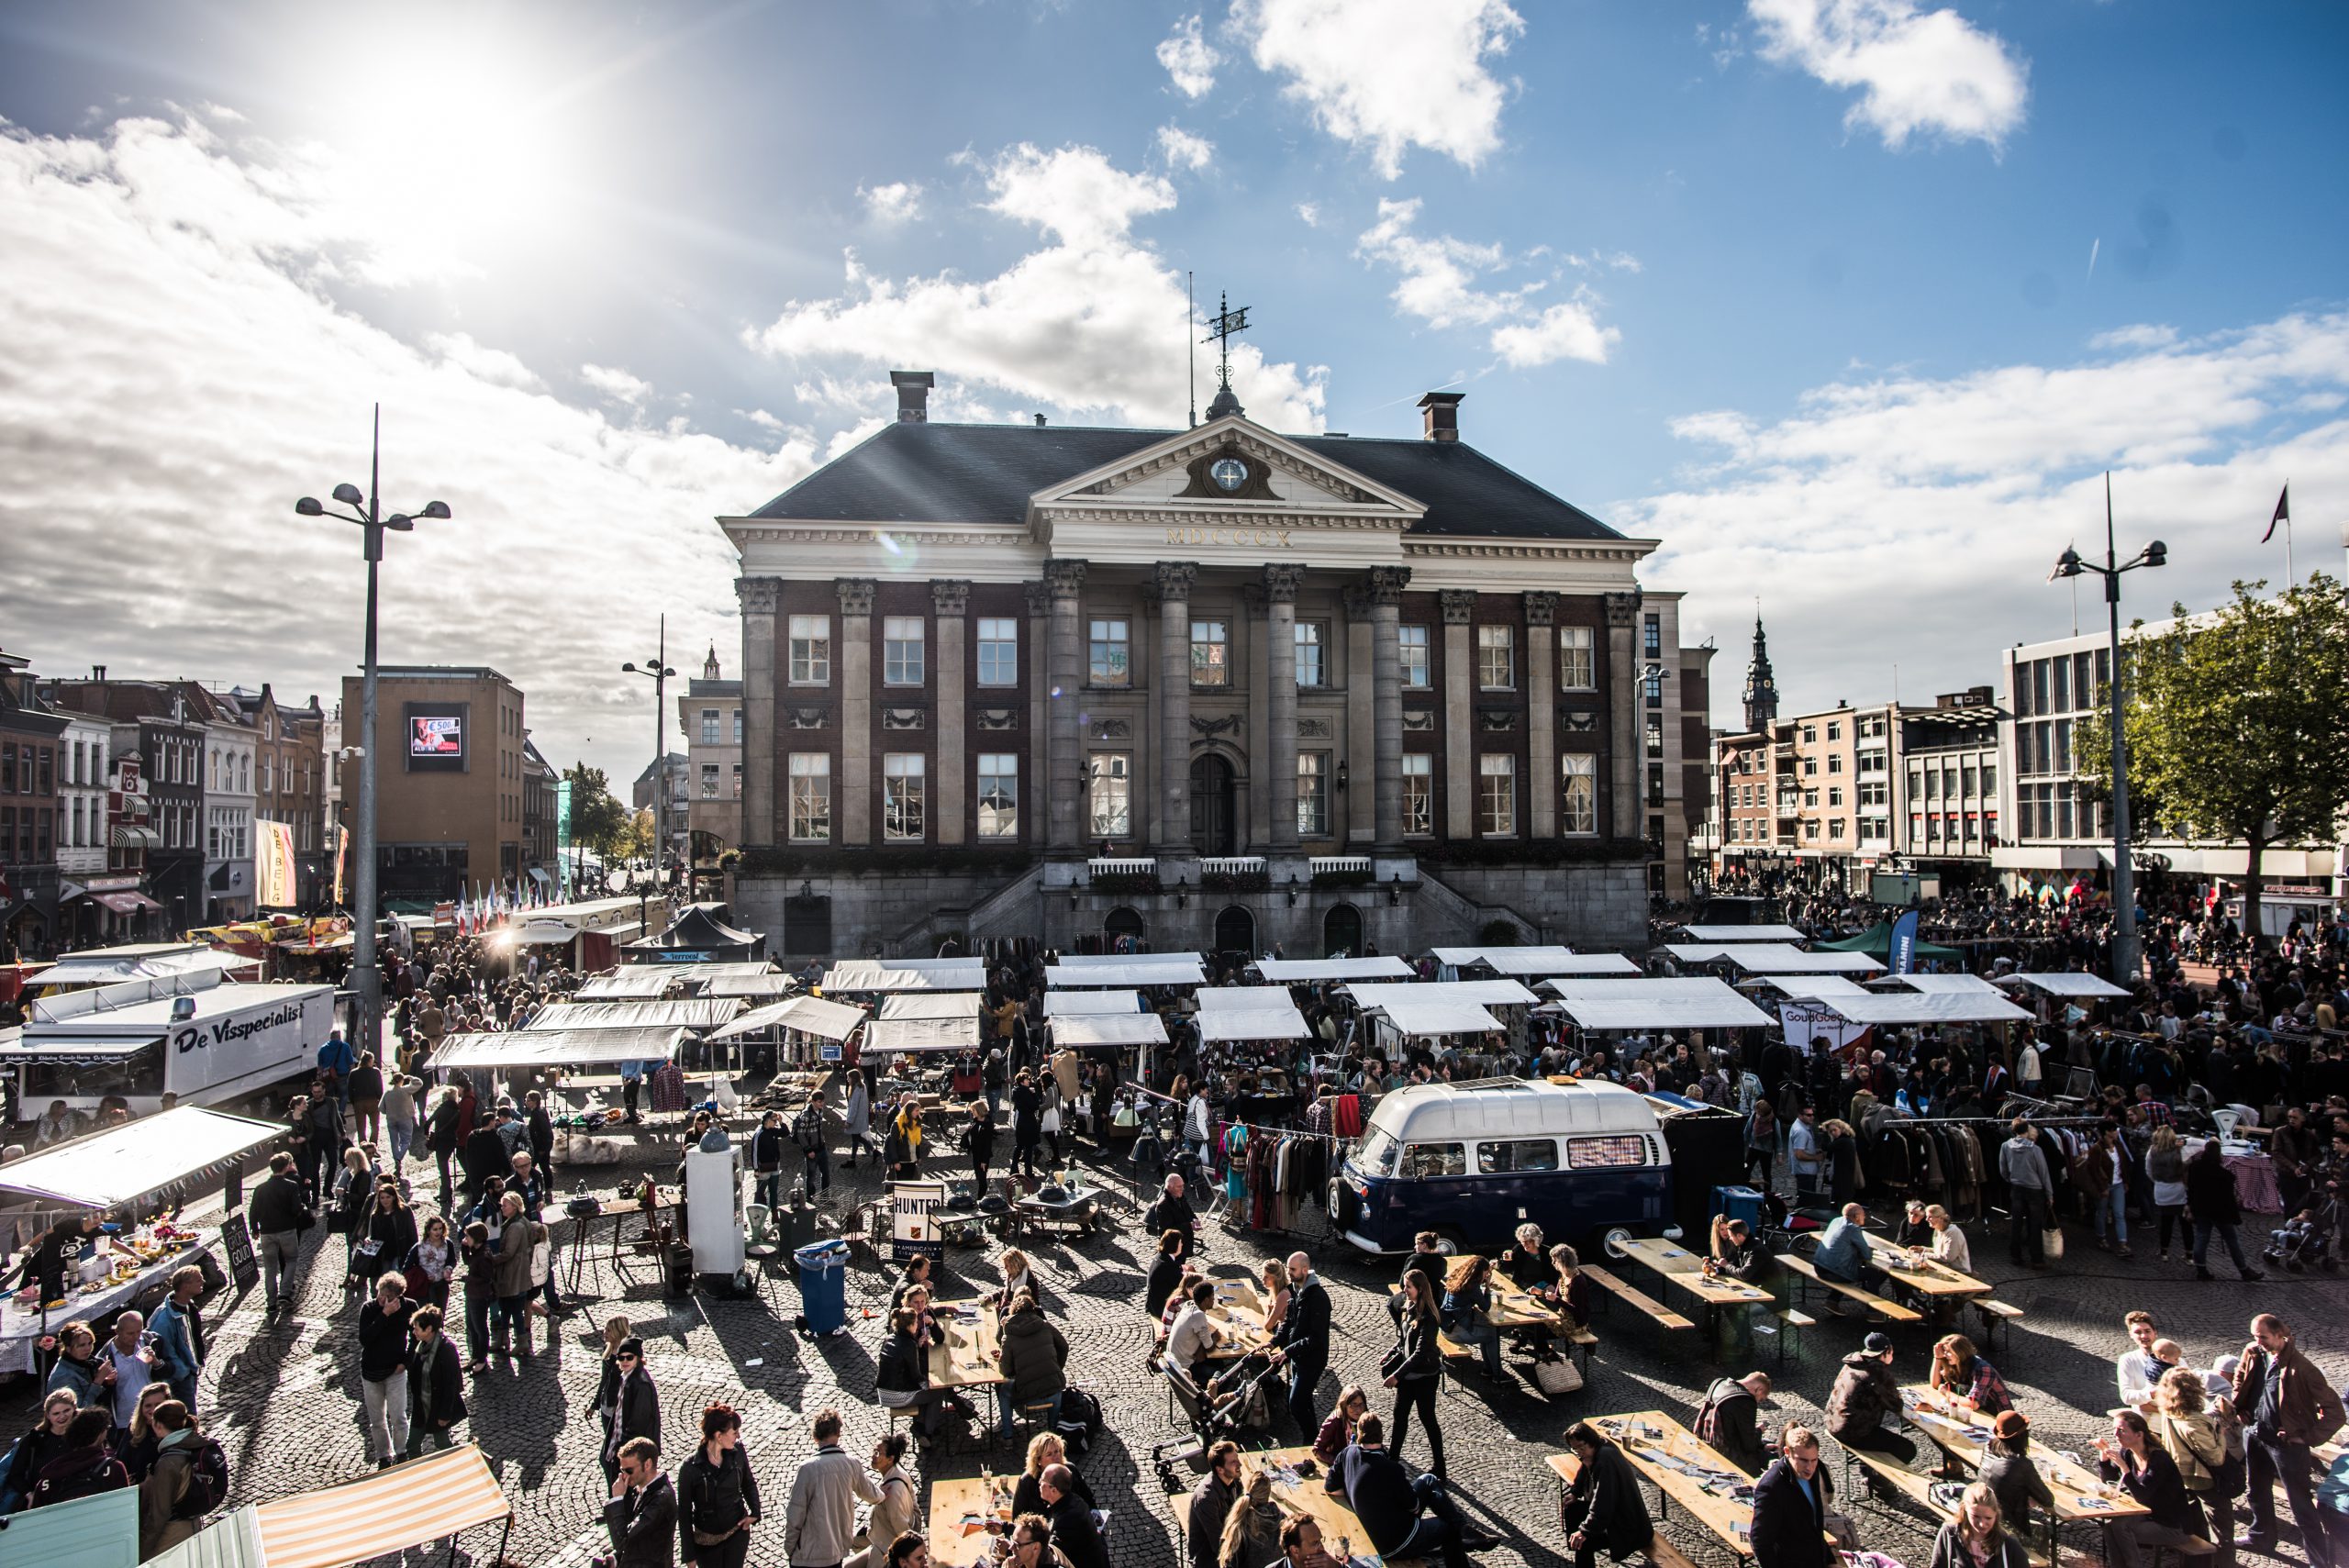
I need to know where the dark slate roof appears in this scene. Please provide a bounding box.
[745,420,1621,541]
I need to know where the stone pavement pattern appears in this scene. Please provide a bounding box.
[11,1146,2341,1568]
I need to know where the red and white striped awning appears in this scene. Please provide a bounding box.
[252,1442,509,1568]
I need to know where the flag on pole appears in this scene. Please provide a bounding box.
[2264,484,2289,543]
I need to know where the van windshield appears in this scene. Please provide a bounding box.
[1355,1128,1400,1176]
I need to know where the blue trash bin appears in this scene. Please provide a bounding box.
[795,1240,849,1335]
[1712,1184,1764,1231]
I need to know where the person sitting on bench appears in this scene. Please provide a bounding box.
[1324,1414,1483,1568]
[1813,1203,1880,1310]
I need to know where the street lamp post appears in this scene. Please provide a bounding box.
[297,406,450,1071]
[622,616,677,904]
[2050,473,2165,988]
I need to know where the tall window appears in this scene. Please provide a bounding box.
[1402,754,1432,835]
[883,754,926,840]
[884,617,926,684]
[1294,623,1326,688]
[701,763,718,798]
[1476,626,1513,690]
[1643,613,1662,659]
[1561,753,1597,833]
[788,754,830,840]
[1088,752,1131,838]
[1190,620,1229,687]
[1088,619,1130,686]
[1560,626,1594,689]
[1399,626,1431,689]
[977,754,1019,839]
[1643,670,1664,707]
[699,709,719,744]
[789,616,830,684]
[1477,754,1516,837]
[1297,753,1328,837]
[733,711,743,743]
[1645,717,1664,759]
[977,618,1019,686]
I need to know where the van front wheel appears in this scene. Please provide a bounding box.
[1431,1227,1469,1257]
[1600,1227,1634,1261]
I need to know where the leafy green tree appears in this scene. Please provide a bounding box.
[626,807,656,861]
[564,762,630,862]
[2082,575,2349,945]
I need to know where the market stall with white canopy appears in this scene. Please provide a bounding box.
[1365,997,1503,1039]
[820,960,985,993]
[1876,973,2005,996]
[429,1028,687,1071]
[1193,985,1310,1043]
[1675,924,1809,943]
[863,1017,980,1054]
[525,998,743,1033]
[1250,956,1413,983]
[1430,945,1598,976]
[1057,951,1204,968]
[0,1106,282,1209]
[1043,958,1205,988]
[876,992,984,1021]
[1794,991,2036,1027]
[1747,973,1870,996]
[1665,943,1886,975]
[1531,953,1642,976]
[1049,1013,1170,1049]
[1043,989,1141,1016]
[1342,979,1540,1009]
[574,970,679,1000]
[709,995,866,1042]
[1996,972,2132,997]
[1540,976,1775,1031]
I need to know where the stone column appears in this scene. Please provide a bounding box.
[1606,589,1643,839]
[1264,564,1304,851]
[1343,588,1374,845]
[1441,590,1476,839]
[932,580,969,847]
[735,577,778,846]
[1044,560,1086,855]
[1154,562,1197,856]
[837,578,875,845]
[1024,582,1051,846]
[1524,591,1559,839]
[1368,566,1410,851]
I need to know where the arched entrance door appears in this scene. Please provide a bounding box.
[1322,903,1362,959]
[1189,755,1236,857]
[1103,906,1145,951]
[1213,904,1255,955]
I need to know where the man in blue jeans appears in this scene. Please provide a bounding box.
[1325,1414,1494,1568]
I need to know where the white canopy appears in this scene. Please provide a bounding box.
[1344,979,1540,1008]
[1251,956,1414,982]
[1541,977,1775,1030]
[1054,951,1204,967]
[1049,1014,1170,1048]
[1997,972,2132,998]
[0,1106,283,1208]
[1429,945,1588,975]
[31,947,258,989]
[1197,985,1296,1010]
[574,971,678,999]
[710,995,866,1042]
[1675,924,1809,943]
[430,1028,686,1070]
[1532,954,1642,976]
[1666,943,1885,975]
[527,998,742,1033]
[1750,974,1870,996]
[1802,992,2036,1026]
[821,962,983,993]
[1368,997,1503,1038]
[1043,990,1141,1016]
[1197,1005,1311,1042]
[1044,959,1205,988]
[877,992,983,1020]
[863,1017,980,1053]
[700,971,796,999]
[1877,973,2004,996]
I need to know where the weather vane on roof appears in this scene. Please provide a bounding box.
[1201,291,1250,420]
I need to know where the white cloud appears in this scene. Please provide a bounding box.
[1296,201,1322,228]
[1491,299,1620,368]
[752,142,1326,430]
[1637,313,2349,724]
[1747,0,2028,150]
[0,115,811,787]
[580,362,652,405]
[1354,197,1620,367]
[1233,0,1524,178]
[2090,323,2177,352]
[1156,14,1222,98]
[1156,125,1216,172]
[859,181,923,225]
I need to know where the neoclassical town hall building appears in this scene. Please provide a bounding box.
[722,373,1695,958]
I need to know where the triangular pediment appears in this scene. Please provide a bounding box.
[1028,414,1426,519]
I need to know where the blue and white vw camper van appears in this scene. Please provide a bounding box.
[1329,1079,1673,1254]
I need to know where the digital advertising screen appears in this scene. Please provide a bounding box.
[404,703,470,773]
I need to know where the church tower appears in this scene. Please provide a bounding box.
[703,644,721,680]
[1742,610,1780,732]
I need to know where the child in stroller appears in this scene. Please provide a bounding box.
[2264,1200,2339,1273]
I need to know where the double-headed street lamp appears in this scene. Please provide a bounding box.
[2050,474,2165,989]
[622,615,677,896]
[297,405,450,1071]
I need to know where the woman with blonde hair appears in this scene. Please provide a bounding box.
[2145,1124,2188,1262]
[1011,1429,1094,1518]
[1928,1482,2032,1568]
[1256,1258,1291,1339]
[591,1314,635,1461]
[2148,1364,2234,1562]
[1217,1466,1283,1568]
[1923,1205,1972,1274]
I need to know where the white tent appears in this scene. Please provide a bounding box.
[1043,958,1205,988]
[1540,977,1774,1030]
[430,1028,686,1071]
[1665,943,1885,975]
[877,992,983,1020]
[710,995,866,1042]
[526,998,743,1033]
[1251,956,1413,982]
[1343,979,1540,1008]
[1675,924,1809,943]
[1043,990,1141,1016]
[1802,992,2036,1026]
[1749,974,1869,996]
[1531,954,1642,976]
[1196,985,1311,1040]
[863,1017,979,1053]
[1368,997,1503,1037]
[1196,985,1297,1010]
[574,971,678,999]
[700,972,796,1000]
[1054,951,1204,968]
[0,1106,284,1208]
[1877,973,2004,996]
[1049,1013,1170,1048]
[1997,972,2132,998]
[820,962,981,993]
[1429,945,1608,976]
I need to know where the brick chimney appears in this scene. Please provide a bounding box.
[891,371,936,423]
[1418,391,1464,442]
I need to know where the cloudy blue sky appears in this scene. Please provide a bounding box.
[1,0,2344,782]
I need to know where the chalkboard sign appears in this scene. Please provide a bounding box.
[220,1213,258,1289]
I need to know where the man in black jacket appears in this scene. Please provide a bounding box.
[1750,1425,1833,1568]
[461,1109,514,1204]
[751,1111,788,1213]
[1324,1416,1475,1568]
[1185,1441,1242,1568]
[404,1306,467,1457]
[600,1438,676,1568]
[1268,1251,1331,1439]
[1040,1463,1109,1568]
[247,1151,313,1319]
[1143,1174,1197,1261]
[1698,1372,1775,1478]
[1559,1420,1653,1568]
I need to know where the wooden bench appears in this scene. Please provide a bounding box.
[1577,1264,1697,1332]
[1976,1297,2025,1349]
[1638,1533,1701,1568]
[1845,1450,2053,1568]
[1438,1330,1476,1360]
[1769,1308,1815,1366]
[1779,1253,1924,1324]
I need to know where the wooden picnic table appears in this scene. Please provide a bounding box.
[1486,1274,1570,1332]
[929,1297,1007,1388]
[929,1473,1019,1568]
[1249,1445,1419,1568]
[1198,1275,1275,1362]
[1614,1237,1776,1309]
[1871,1250,1995,1299]
[1897,1385,2148,1526]
[1547,1410,1782,1559]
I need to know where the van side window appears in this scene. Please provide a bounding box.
[1476,1138,1560,1174]
[1402,1143,1466,1179]
[1565,1135,1649,1169]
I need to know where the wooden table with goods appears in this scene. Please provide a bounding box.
[0,1229,208,1375]
[1247,1446,1420,1568]
[1897,1385,2149,1526]
[1612,1238,1773,1331]
[1871,1249,1995,1302]
[1481,1273,1601,1369]
[562,1184,680,1293]
[1545,1410,1820,1561]
[1197,1276,1274,1363]
[929,1473,1019,1568]
[929,1297,1007,1389]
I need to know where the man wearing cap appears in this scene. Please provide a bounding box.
[1827,1334,1915,1463]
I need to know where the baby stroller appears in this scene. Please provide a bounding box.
[2263,1195,2341,1273]
[1755,1188,1836,1253]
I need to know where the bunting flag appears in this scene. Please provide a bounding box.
[2264,483,2289,543]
